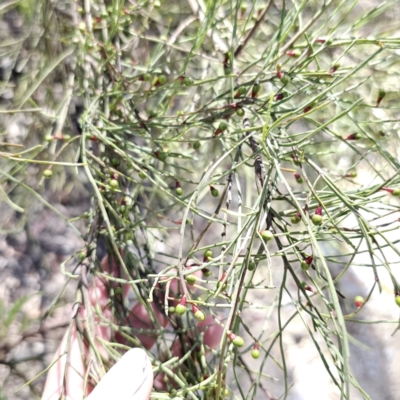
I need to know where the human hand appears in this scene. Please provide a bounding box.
[41,256,223,400]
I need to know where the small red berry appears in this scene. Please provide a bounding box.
[354,295,365,308]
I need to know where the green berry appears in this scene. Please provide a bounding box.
[348,171,357,178]
[143,73,151,81]
[219,121,228,132]
[211,187,219,197]
[176,187,183,196]
[280,75,291,85]
[312,214,323,226]
[247,259,256,271]
[110,157,120,167]
[291,215,301,224]
[395,295,400,307]
[175,304,187,316]
[260,230,274,241]
[168,306,176,314]
[184,77,193,86]
[109,179,119,190]
[236,108,245,117]
[354,133,362,140]
[43,169,53,178]
[185,274,196,285]
[232,336,244,348]
[204,249,213,260]
[202,268,212,277]
[44,134,53,142]
[139,170,146,179]
[392,188,400,196]
[194,309,206,321]
[301,261,311,271]
[251,349,260,359]
[119,205,127,215]
[238,86,247,96]
[217,281,227,291]
[157,151,167,162]
[193,141,201,150]
[252,83,261,95]
[157,74,167,85]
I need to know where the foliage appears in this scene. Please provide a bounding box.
[1,0,400,398]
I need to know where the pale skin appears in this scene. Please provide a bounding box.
[41,257,223,400]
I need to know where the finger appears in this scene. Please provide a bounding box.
[41,325,86,400]
[86,348,153,400]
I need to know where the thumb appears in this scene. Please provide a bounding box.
[86,348,153,400]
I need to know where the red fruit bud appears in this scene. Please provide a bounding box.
[277,71,283,79]
[345,171,357,178]
[286,50,301,58]
[251,82,261,98]
[354,295,365,308]
[251,342,260,359]
[344,133,362,141]
[274,93,285,100]
[376,89,386,106]
[210,186,219,197]
[217,272,227,290]
[381,187,400,196]
[300,281,314,292]
[329,62,340,74]
[213,121,228,137]
[192,304,206,321]
[315,206,322,216]
[303,105,313,113]
[227,331,244,347]
[304,255,313,265]
[294,172,303,183]
[175,296,187,315]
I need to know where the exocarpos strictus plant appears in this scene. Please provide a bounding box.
[1,0,400,399]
